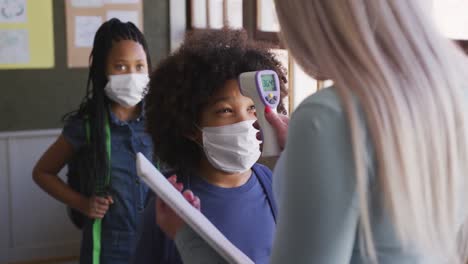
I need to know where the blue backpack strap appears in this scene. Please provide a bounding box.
[252,164,278,222]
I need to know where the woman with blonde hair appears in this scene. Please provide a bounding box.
[155,0,468,263]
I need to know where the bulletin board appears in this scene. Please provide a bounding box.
[0,0,54,69]
[65,0,144,68]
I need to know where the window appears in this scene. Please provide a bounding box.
[253,0,330,111]
[432,0,468,53]
[189,0,243,29]
[186,0,327,113]
[179,0,468,113]
[270,49,290,111]
[257,0,280,32]
[433,0,468,40]
[254,0,280,45]
[290,62,317,109]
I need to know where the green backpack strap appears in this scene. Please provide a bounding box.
[85,115,111,264]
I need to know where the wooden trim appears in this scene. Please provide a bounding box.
[186,0,192,29]
[9,256,79,264]
[287,53,294,115]
[186,0,211,29]
[222,0,228,26]
[242,0,255,39]
[254,30,281,46]
[170,0,187,51]
[206,0,211,28]
[317,81,326,91]
[457,40,468,54]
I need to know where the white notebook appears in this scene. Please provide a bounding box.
[136,153,255,264]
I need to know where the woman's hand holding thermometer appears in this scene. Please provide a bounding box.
[239,70,284,157]
[261,106,289,150]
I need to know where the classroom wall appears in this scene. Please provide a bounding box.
[0,129,79,263]
[0,1,171,261]
[0,0,170,132]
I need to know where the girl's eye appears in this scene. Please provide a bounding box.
[136,64,145,71]
[248,105,256,112]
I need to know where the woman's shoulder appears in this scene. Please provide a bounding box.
[289,87,349,139]
[296,86,344,116]
[292,86,367,132]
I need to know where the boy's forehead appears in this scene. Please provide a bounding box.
[208,80,254,106]
[209,80,242,101]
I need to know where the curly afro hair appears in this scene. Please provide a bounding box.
[145,28,288,176]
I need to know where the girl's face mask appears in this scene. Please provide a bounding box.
[104,73,149,108]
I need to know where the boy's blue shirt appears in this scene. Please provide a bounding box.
[132,163,277,264]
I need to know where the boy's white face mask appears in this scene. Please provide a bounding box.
[104,73,150,108]
[201,120,261,174]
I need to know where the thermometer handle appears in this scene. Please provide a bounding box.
[257,106,281,157]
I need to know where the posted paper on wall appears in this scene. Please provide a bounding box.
[71,0,104,8]
[0,0,54,69]
[0,29,29,64]
[104,0,139,4]
[106,10,138,26]
[75,16,102,47]
[0,0,27,23]
[65,0,143,68]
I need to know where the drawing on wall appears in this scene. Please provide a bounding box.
[75,16,102,47]
[71,0,104,8]
[0,0,54,69]
[0,29,29,64]
[0,0,27,23]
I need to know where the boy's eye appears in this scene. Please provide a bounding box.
[216,108,233,114]
[248,105,256,112]
[115,64,126,71]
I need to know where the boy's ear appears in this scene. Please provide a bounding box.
[184,128,202,145]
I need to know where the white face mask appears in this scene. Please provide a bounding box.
[201,120,261,174]
[104,73,150,108]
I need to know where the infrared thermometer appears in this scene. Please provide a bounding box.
[239,70,281,157]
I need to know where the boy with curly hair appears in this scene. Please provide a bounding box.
[133,28,288,264]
